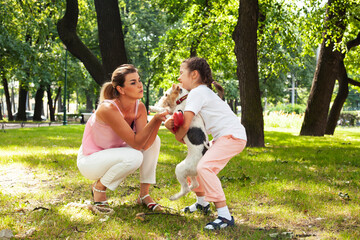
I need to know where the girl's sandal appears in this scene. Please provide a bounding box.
[91,181,109,207]
[204,216,235,230]
[137,194,162,211]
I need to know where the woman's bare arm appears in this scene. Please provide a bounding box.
[97,103,167,150]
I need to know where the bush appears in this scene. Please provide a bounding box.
[78,107,93,114]
[267,104,306,114]
[264,111,304,129]
[338,111,360,126]
[55,113,82,122]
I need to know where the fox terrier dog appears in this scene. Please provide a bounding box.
[150,84,209,200]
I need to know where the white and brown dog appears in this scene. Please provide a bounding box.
[150,84,209,200]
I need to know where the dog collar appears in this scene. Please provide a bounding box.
[176,94,188,105]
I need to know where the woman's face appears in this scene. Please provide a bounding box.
[118,72,143,99]
[178,63,193,91]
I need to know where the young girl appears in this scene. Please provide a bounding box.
[77,64,167,211]
[165,57,247,230]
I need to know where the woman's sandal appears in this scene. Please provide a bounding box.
[91,181,109,207]
[137,194,161,211]
[204,216,235,230]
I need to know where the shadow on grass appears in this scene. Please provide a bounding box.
[20,202,287,240]
[2,173,289,240]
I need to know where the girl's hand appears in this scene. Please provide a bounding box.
[153,111,168,122]
[164,117,175,133]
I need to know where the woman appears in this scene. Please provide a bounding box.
[77,64,167,211]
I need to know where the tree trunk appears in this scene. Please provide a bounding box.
[189,0,210,58]
[57,0,106,85]
[324,63,348,135]
[17,81,28,121]
[47,85,61,122]
[86,93,93,112]
[33,87,45,121]
[2,75,13,121]
[57,0,127,86]
[325,32,360,134]
[232,0,264,147]
[94,0,127,77]
[300,0,346,136]
[300,42,342,136]
[145,76,151,112]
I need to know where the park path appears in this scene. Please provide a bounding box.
[1,116,155,130]
[1,122,64,130]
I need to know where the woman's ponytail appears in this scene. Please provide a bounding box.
[99,82,118,103]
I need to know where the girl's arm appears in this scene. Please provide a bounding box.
[165,111,194,144]
[97,103,167,150]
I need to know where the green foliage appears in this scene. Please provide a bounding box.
[267,104,306,114]
[151,0,239,99]
[338,111,360,126]
[1,0,359,120]
[264,111,304,129]
[343,3,360,87]
[0,0,99,115]
[257,1,317,105]
[151,0,321,105]
[0,0,65,87]
[119,0,171,106]
[344,86,360,110]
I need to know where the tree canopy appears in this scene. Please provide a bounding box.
[0,0,359,138]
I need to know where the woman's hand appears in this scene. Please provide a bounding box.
[153,111,169,122]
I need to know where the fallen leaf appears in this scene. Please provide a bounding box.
[135,216,145,221]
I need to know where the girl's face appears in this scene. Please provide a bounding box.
[117,72,143,99]
[178,63,194,91]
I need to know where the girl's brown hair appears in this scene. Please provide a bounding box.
[99,64,138,102]
[182,57,224,99]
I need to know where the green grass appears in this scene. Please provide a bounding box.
[0,124,359,239]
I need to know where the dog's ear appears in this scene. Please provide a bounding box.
[172,84,176,90]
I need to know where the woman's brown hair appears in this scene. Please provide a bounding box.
[182,57,224,99]
[99,64,138,102]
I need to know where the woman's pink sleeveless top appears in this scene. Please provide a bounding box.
[81,99,139,155]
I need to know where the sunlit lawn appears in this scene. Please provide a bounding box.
[0,117,359,239]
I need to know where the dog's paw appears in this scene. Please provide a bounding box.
[169,189,191,201]
[149,106,167,113]
[169,192,185,201]
[189,182,199,190]
[169,195,179,201]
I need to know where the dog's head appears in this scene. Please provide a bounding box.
[150,84,188,114]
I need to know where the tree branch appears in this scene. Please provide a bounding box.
[57,0,106,86]
[346,32,360,51]
[348,78,360,87]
